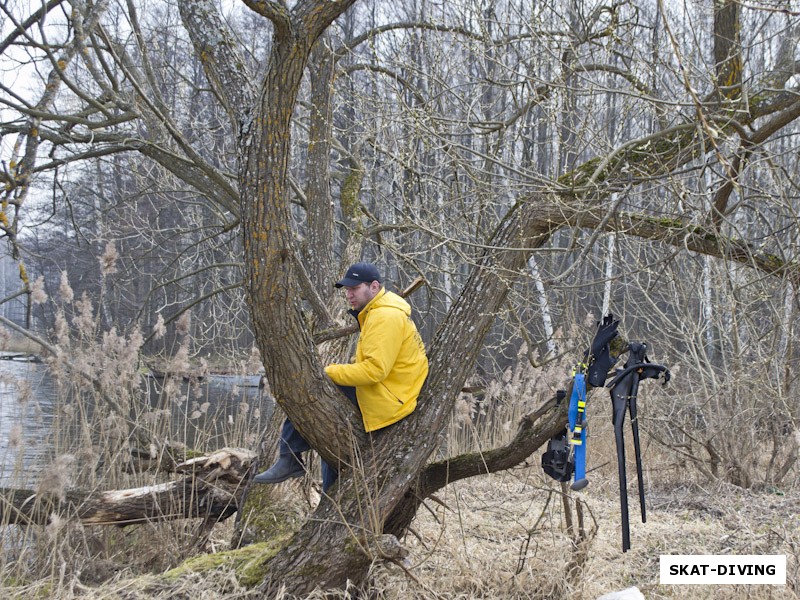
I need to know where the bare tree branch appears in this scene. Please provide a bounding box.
[177,0,256,131]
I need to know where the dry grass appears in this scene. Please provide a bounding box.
[2,462,795,599]
[373,468,799,600]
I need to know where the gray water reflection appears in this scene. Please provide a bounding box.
[0,358,57,485]
[0,356,273,486]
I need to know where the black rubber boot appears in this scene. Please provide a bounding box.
[253,454,305,484]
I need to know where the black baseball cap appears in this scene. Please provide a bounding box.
[334,262,382,288]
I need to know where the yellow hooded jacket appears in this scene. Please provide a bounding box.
[325,288,428,432]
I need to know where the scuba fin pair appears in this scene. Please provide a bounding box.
[606,342,670,551]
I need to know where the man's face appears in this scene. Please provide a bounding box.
[343,281,380,311]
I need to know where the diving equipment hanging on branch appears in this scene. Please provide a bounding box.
[541,314,671,552]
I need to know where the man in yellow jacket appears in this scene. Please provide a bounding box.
[254,262,428,491]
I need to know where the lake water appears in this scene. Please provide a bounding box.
[0,357,57,485]
[0,356,273,486]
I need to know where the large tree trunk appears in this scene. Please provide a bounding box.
[239,14,363,471]
[303,32,336,289]
[256,199,561,594]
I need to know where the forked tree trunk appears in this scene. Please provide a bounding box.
[254,199,564,594]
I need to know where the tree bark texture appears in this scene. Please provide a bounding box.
[713,0,742,99]
[236,1,364,470]
[303,34,337,289]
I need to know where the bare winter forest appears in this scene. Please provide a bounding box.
[0,0,799,597]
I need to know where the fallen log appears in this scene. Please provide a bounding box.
[0,448,255,527]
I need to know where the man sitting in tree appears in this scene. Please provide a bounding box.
[254,262,429,491]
